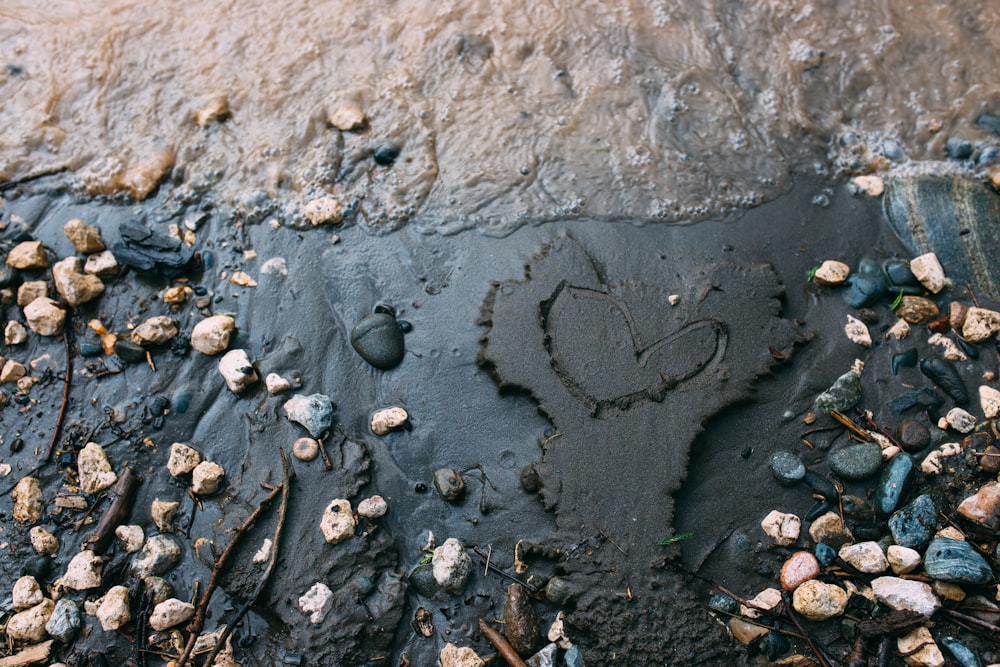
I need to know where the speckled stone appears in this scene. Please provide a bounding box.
[873,453,914,517]
[828,442,883,481]
[769,450,805,486]
[889,494,937,551]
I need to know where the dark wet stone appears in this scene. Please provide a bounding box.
[708,593,738,614]
[79,342,103,357]
[21,555,52,581]
[828,442,883,481]
[564,645,583,667]
[955,336,979,359]
[850,521,883,541]
[841,495,868,519]
[897,419,930,453]
[350,312,405,370]
[884,259,920,288]
[924,537,993,584]
[520,463,541,493]
[45,597,81,643]
[757,630,790,660]
[433,468,465,502]
[504,583,541,656]
[977,111,1000,135]
[408,563,438,598]
[920,358,968,404]
[0,264,21,288]
[814,543,837,567]
[945,138,975,160]
[111,219,196,277]
[172,389,192,414]
[940,635,982,667]
[114,339,147,363]
[887,387,944,415]
[842,273,887,308]
[398,319,413,333]
[891,348,918,376]
[803,470,838,501]
[545,576,589,606]
[373,143,401,166]
[980,445,1000,474]
[873,453,913,517]
[805,500,832,521]
[882,139,906,162]
[769,450,805,486]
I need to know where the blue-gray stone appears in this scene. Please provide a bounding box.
[828,442,883,481]
[815,543,837,567]
[769,451,805,486]
[924,538,993,585]
[708,593,738,614]
[350,312,405,370]
[888,494,937,551]
[842,274,887,308]
[873,453,913,517]
[283,393,335,438]
[525,644,558,667]
[45,597,81,643]
[79,342,103,357]
[803,471,838,501]
[945,138,975,161]
[565,645,583,667]
[884,259,920,288]
[940,636,982,667]
[172,389,192,414]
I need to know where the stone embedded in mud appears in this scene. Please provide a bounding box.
[284,393,335,438]
[303,196,344,226]
[62,550,103,590]
[897,627,944,667]
[852,175,885,196]
[910,253,946,293]
[195,95,230,127]
[167,442,202,476]
[265,372,292,393]
[63,218,105,254]
[6,598,54,642]
[52,256,104,306]
[131,315,178,346]
[12,476,42,524]
[142,576,174,606]
[923,537,993,585]
[12,575,44,610]
[945,407,976,433]
[115,525,145,553]
[791,580,848,621]
[956,481,1000,529]
[838,541,888,574]
[962,307,1000,343]
[779,552,820,591]
[131,535,182,577]
[45,598,81,643]
[78,441,118,494]
[29,526,59,555]
[328,104,366,131]
[114,339,146,363]
[218,349,258,393]
[844,314,872,347]
[433,468,465,502]
[504,583,541,656]
[809,511,853,548]
[357,495,388,518]
[350,312,405,370]
[980,385,1000,419]
[439,644,485,667]
[91,585,131,631]
[760,510,800,546]
[298,582,334,624]
[5,320,28,345]
[149,598,195,631]
[433,538,472,595]
[23,297,66,336]
[84,249,119,277]
[320,499,356,544]
[371,406,408,435]
[768,450,805,486]
[813,259,850,285]
[191,461,225,495]
[729,617,769,645]
[151,499,179,532]
[292,437,319,461]
[111,219,195,277]
[886,319,912,341]
[6,241,48,269]
[872,577,941,617]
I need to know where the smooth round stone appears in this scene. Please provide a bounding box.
[708,593,738,614]
[433,468,465,502]
[873,453,914,517]
[897,419,930,453]
[940,635,981,667]
[292,437,319,461]
[408,563,438,598]
[114,339,147,363]
[757,631,790,660]
[0,265,21,288]
[350,312,405,370]
[923,537,993,585]
[814,543,837,567]
[842,261,887,308]
[828,442,883,481]
[780,552,820,590]
[21,556,52,581]
[884,259,921,288]
[79,342,103,357]
[888,494,937,551]
[769,451,805,486]
[373,144,401,166]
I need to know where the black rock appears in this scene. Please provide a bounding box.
[803,470,838,501]
[891,348,918,376]
[842,273,887,308]
[0,264,21,288]
[114,339,147,363]
[955,336,979,359]
[888,494,937,551]
[923,537,993,584]
[976,111,1000,135]
[21,555,52,581]
[79,342,103,357]
[408,563,439,598]
[919,358,968,404]
[814,543,836,567]
[350,312,405,370]
[769,450,805,486]
[433,468,465,502]
[945,137,975,160]
[373,143,401,166]
[873,453,914,517]
[111,219,195,277]
[520,463,541,493]
[887,387,945,415]
[884,260,920,288]
[897,419,930,452]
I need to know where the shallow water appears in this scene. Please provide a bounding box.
[2,0,999,233]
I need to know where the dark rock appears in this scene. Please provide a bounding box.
[955,336,979,359]
[884,260,920,288]
[520,463,541,493]
[976,111,1000,135]
[923,537,993,585]
[842,272,887,308]
[21,555,52,581]
[373,144,401,166]
[897,419,930,452]
[757,630,790,659]
[891,348,918,376]
[828,442,883,481]
[945,138,975,160]
[545,576,590,606]
[350,312,405,370]
[888,387,945,415]
[803,470,838,501]
[408,563,438,598]
[814,543,837,567]
[503,583,541,656]
[433,468,465,502]
[769,450,805,486]
[114,339,147,363]
[708,593,738,614]
[980,445,1000,474]
[873,453,913,517]
[0,264,21,288]
[940,635,982,667]
[850,522,884,541]
[814,366,863,413]
[920,358,968,404]
[111,219,195,278]
[841,495,868,519]
[805,500,832,521]
[897,296,939,324]
[79,342,103,357]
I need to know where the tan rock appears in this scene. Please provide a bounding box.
[6,241,48,269]
[957,481,1000,530]
[320,499,356,544]
[167,443,202,477]
[52,256,104,306]
[77,442,117,495]
[29,526,59,555]
[191,461,224,495]
[61,550,103,590]
[5,320,28,345]
[191,315,236,355]
[1,359,26,383]
[845,314,872,347]
[871,577,940,617]
[809,511,853,548]
[163,285,191,304]
[980,385,1000,419]
[852,175,885,196]
[887,545,921,574]
[949,302,969,330]
[813,260,850,285]
[740,587,783,619]
[130,315,178,346]
[357,495,388,518]
[328,104,367,131]
[898,296,939,325]
[839,541,888,573]
[439,643,485,667]
[151,499,179,532]
[5,599,54,642]
[84,249,119,277]
[728,617,769,644]
[885,318,911,340]
[927,333,966,361]
[195,95,230,127]
[116,525,145,553]
[303,196,343,226]
[63,218,105,253]
[17,280,48,306]
[791,580,848,621]
[93,585,131,631]
[963,307,1000,343]
[292,437,319,461]
[761,510,800,546]
[12,575,44,610]
[12,476,42,523]
[897,627,944,667]
[218,348,257,393]
[909,253,946,293]
[931,581,966,603]
[265,373,292,393]
[371,407,409,435]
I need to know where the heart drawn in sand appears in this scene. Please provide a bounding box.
[541,281,726,418]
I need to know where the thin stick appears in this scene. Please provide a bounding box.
[939,609,1000,638]
[91,467,139,554]
[478,619,528,667]
[45,326,73,462]
[174,480,285,667]
[201,450,295,666]
[829,410,871,442]
[471,547,540,593]
[316,433,333,471]
[782,593,832,667]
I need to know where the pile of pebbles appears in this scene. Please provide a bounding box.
[719,247,1000,666]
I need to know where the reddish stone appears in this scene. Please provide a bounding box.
[780,551,821,591]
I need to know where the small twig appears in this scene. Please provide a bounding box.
[45,326,73,462]
[0,164,70,191]
[782,592,832,667]
[478,619,528,667]
[471,547,540,593]
[90,467,140,554]
[484,544,492,577]
[597,528,627,555]
[829,410,871,442]
[939,609,1000,639]
[316,433,333,471]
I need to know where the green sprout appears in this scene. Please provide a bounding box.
[891,289,904,310]
[806,266,819,282]
[658,532,693,546]
[419,553,433,565]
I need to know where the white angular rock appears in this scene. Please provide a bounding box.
[52,256,104,306]
[12,476,43,523]
[78,442,118,494]
[945,407,976,433]
[149,598,195,631]
[84,249,119,277]
[62,550,103,590]
[791,580,848,621]
[191,315,236,355]
[760,510,800,546]
[64,218,105,253]
[29,526,59,554]
[265,372,292,393]
[320,499,356,544]
[191,461,224,495]
[887,545,922,574]
[218,349,257,393]
[115,525,145,553]
[328,104,366,131]
[358,495,388,519]
[23,297,66,336]
[152,499,179,532]
[433,538,472,595]
[844,314,872,347]
[5,599,54,642]
[963,307,1000,343]
[168,443,202,476]
[439,644,485,667]
[5,320,28,345]
[93,585,131,631]
[910,253,946,294]
[885,318,911,340]
[809,511,854,548]
[298,582,334,624]
[131,535,181,577]
[740,587,783,619]
[0,358,26,382]
[17,280,47,306]
[131,315,178,346]
[839,541,888,573]
[12,575,44,610]
[303,196,343,226]
[927,333,966,361]
[371,407,408,435]
[980,385,1000,419]
[897,627,944,667]
[852,175,885,196]
[6,241,48,269]
[871,577,941,617]
[813,260,850,285]
[921,442,962,475]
